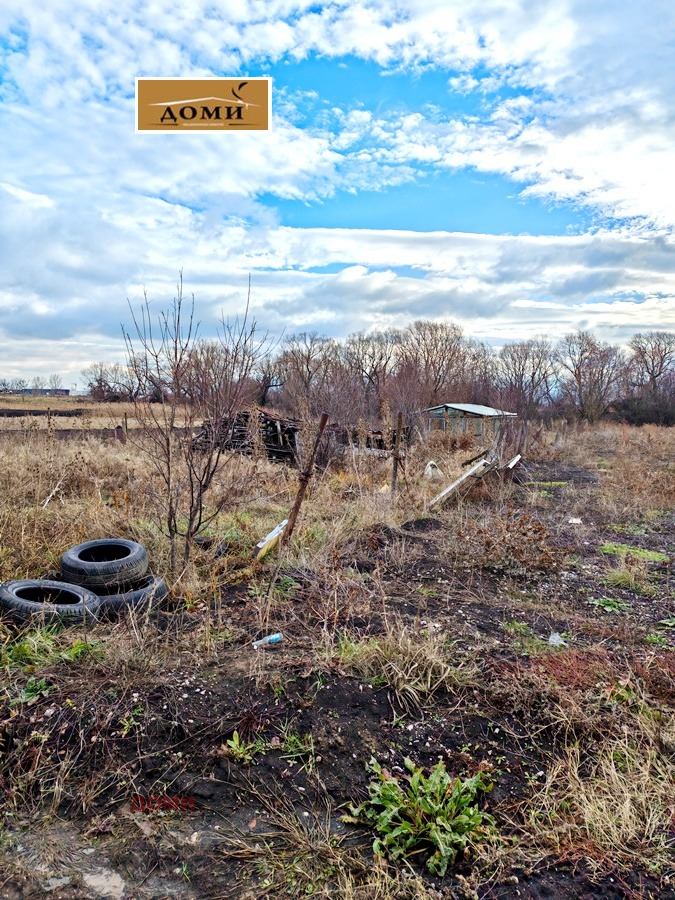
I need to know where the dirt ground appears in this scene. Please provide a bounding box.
[0,424,674,899]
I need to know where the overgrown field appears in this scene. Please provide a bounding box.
[0,423,674,899]
[0,395,189,432]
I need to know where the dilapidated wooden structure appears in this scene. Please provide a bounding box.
[192,408,299,462]
[424,403,517,441]
[193,409,410,467]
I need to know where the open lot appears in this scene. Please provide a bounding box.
[0,422,673,899]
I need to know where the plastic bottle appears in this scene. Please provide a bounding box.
[252,632,283,650]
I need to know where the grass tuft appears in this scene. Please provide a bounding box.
[332,622,475,711]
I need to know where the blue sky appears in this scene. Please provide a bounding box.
[264,172,588,234]
[0,0,673,382]
[264,56,584,234]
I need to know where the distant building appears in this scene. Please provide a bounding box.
[18,388,70,397]
[424,403,517,439]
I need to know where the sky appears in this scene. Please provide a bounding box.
[1,0,674,385]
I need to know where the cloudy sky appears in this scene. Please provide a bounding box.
[1,0,674,385]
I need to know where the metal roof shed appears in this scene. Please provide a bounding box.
[425,403,517,439]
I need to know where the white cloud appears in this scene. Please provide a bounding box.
[1,203,673,380]
[0,182,53,207]
[1,0,674,382]
[3,0,674,226]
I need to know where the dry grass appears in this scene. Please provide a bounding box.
[0,421,674,896]
[545,422,675,519]
[0,432,296,595]
[522,735,675,876]
[0,396,195,431]
[330,620,477,712]
[488,653,675,883]
[218,781,436,899]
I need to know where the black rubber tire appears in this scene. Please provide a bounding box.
[60,539,148,590]
[0,580,101,626]
[96,576,168,618]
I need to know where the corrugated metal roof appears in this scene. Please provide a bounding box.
[425,403,517,418]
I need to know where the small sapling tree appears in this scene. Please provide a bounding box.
[123,273,271,574]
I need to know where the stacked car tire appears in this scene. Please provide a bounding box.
[0,539,167,625]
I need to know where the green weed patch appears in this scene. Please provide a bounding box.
[345,757,494,876]
[600,543,669,563]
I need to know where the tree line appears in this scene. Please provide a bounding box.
[79,322,675,426]
[0,374,64,393]
[81,286,675,569]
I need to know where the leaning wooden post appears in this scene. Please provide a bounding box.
[428,458,489,508]
[391,411,403,493]
[282,412,329,545]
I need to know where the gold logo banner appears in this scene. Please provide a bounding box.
[136,78,271,132]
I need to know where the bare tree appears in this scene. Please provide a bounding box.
[48,373,63,390]
[396,320,467,409]
[321,355,372,424]
[276,332,339,418]
[123,275,272,572]
[81,363,110,401]
[255,355,282,407]
[628,331,675,393]
[342,329,400,418]
[81,362,139,401]
[461,339,498,406]
[556,330,624,423]
[498,338,556,418]
[611,330,675,424]
[385,357,428,423]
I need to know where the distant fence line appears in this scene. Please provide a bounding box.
[0,408,85,418]
[0,426,191,442]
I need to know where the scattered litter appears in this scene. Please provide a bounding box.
[568,517,583,525]
[548,632,567,647]
[82,869,126,900]
[423,460,444,480]
[193,536,228,557]
[45,877,73,891]
[253,519,289,561]
[252,632,283,650]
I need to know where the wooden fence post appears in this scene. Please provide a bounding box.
[282,412,329,545]
[391,411,403,493]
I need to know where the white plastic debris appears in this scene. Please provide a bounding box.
[548,632,567,647]
[423,460,444,480]
[252,632,283,650]
[568,517,583,525]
